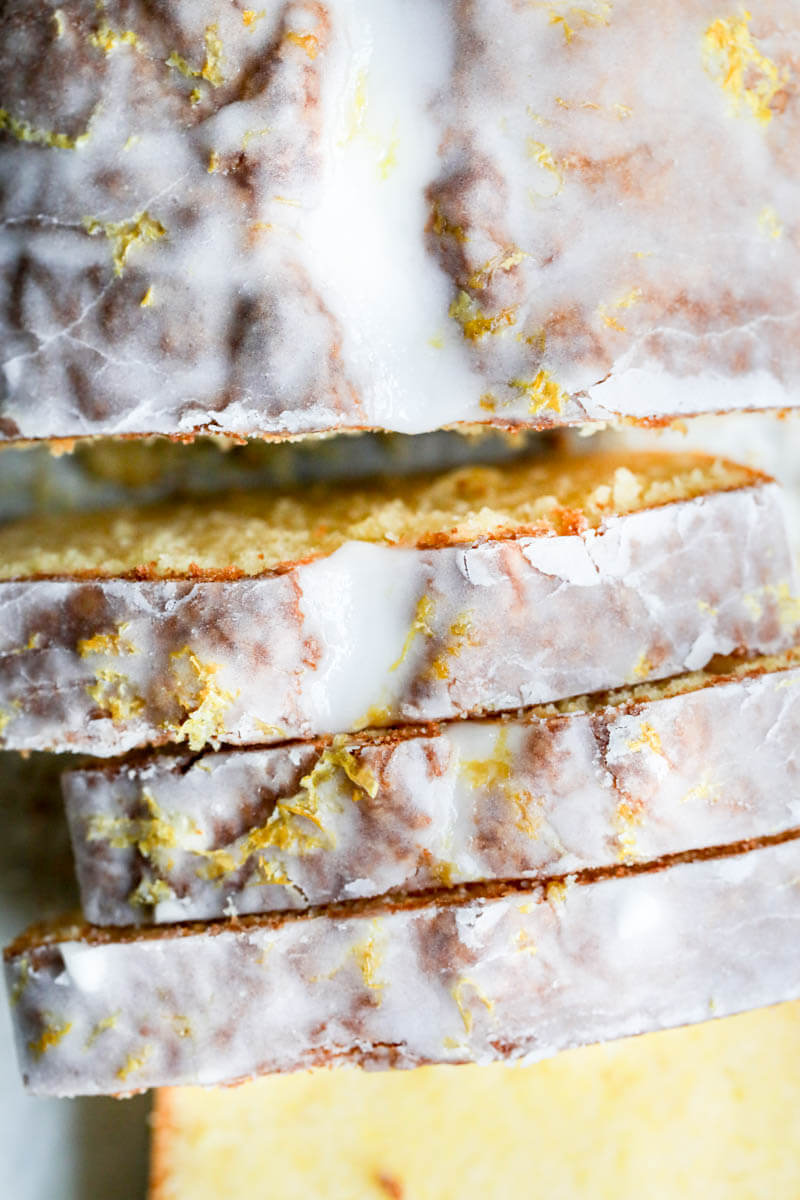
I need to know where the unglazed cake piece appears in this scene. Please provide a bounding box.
[63,649,800,925]
[1,1,798,443]
[0,452,797,756]
[149,1003,800,1200]
[6,834,800,1096]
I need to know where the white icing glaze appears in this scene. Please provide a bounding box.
[7,836,800,1096]
[62,657,800,925]
[0,484,796,754]
[1,1,798,440]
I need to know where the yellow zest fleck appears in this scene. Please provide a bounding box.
[116,1045,152,1082]
[702,11,784,124]
[467,248,528,293]
[189,87,203,105]
[323,738,379,799]
[78,624,135,658]
[632,652,653,680]
[545,878,569,905]
[390,594,435,672]
[140,286,155,308]
[452,978,494,1034]
[354,702,393,731]
[462,728,512,790]
[167,25,224,88]
[682,771,719,806]
[87,670,145,722]
[167,51,194,79]
[463,730,544,838]
[168,647,237,751]
[599,287,643,331]
[285,31,319,59]
[123,134,140,152]
[200,741,378,883]
[428,333,444,349]
[479,393,496,412]
[201,25,225,85]
[599,309,627,332]
[546,2,612,45]
[86,1012,119,1048]
[250,858,290,886]
[129,876,177,907]
[83,211,166,277]
[449,291,516,342]
[339,70,368,144]
[0,707,12,737]
[758,206,783,240]
[242,126,271,148]
[526,138,564,194]
[509,370,567,416]
[378,131,399,180]
[616,287,643,309]
[615,798,642,861]
[697,599,718,616]
[431,859,458,886]
[243,9,266,28]
[0,109,91,150]
[29,1016,72,1059]
[53,10,66,37]
[614,103,632,119]
[208,150,220,174]
[352,920,386,994]
[253,719,285,739]
[89,21,141,53]
[88,787,180,861]
[170,1015,192,1039]
[430,203,466,243]
[509,789,543,838]
[518,327,548,355]
[627,721,664,756]
[515,929,538,955]
[426,612,479,681]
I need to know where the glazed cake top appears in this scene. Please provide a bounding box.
[0,1,798,441]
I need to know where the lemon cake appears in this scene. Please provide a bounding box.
[1,1,798,442]
[6,832,800,1095]
[0,451,797,756]
[63,648,800,925]
[148,1000,800,1200]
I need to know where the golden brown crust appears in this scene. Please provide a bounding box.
[148,1089,176,1200]
[8,826,800,960]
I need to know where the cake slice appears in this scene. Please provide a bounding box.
[149,1002,800,1200]
[0,451,796,756]
[64,648,800,925]
[6,833,800,1096]
[2,2,798,443]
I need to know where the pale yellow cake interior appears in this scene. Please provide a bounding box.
[0,452,760,580]
[150,1000,800,1200]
